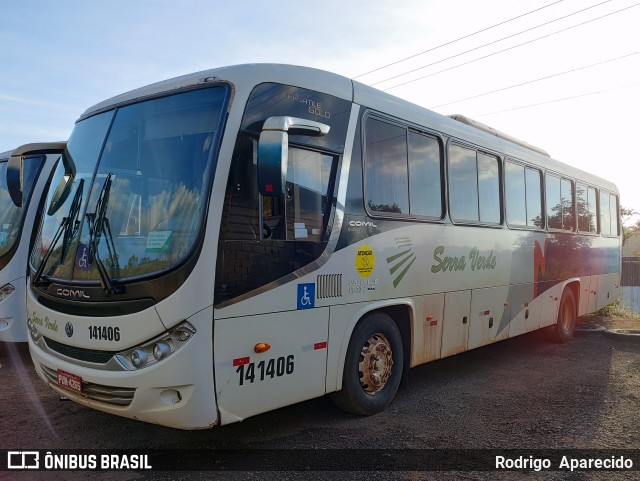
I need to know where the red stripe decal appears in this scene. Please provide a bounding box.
[314,342,327,350]
[233,357,250,367]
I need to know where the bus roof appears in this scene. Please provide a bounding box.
[80,63,618,194]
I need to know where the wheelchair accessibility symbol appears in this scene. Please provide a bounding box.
[297,283,315,310]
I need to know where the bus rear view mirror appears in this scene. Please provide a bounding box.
[6,154,24,207]
[257,116,330,197]
[47,152,76,216]
[6,142,68,208]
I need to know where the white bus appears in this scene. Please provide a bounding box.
[10,64,620,429]
[1,143,65,342]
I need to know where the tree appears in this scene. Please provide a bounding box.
[621,206,640,247]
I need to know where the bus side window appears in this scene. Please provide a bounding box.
[284,147,335,242]
[600,191,619,236]
[222,135,261,241]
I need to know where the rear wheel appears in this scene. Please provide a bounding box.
[549,288,576,343]
[331,312,403,416]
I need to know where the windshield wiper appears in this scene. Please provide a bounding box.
[86,172,123,295]
[32,179,84,288]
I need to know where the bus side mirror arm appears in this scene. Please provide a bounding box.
[257,116,330,196]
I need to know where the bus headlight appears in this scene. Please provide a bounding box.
[152,341,171,361]
[0,284,15,302]
[131,349,148,368]
[115,322,196,371]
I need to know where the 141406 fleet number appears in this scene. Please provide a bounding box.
[236,355,295,386]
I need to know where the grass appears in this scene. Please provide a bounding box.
[597,299,640,319]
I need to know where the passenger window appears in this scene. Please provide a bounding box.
[547,174,575,231]
[449,145,500,224]
[600,191,619,236]
[561,178,575,231]
[365,118,409,214]
[546,174,562,229]
[525,167,543,228]
[478,153,500,223]
[449,144,478,222]
[506,162,526,226]
[408,131,443,218]
[577,183,597,233]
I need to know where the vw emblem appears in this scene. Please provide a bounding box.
[65,322,74,338]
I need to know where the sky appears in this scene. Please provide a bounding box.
[1,0,639,222]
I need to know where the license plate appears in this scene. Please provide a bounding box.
[57,369,82,394]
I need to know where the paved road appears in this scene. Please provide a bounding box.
[1,316,638,480]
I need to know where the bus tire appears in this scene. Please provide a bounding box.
[331,312,403,416]
[549,288,576,343]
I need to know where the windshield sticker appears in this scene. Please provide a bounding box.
[355,244,375,278]
[145,231,172,253]
[386,237,416,288]
[297,283,315,310]
[294,223,308,239]
[75,243,90,271]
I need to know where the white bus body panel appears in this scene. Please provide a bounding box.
[214,305,329,424]
[507,284,542,338]
[440,290,471,357]
[410,293,445,366]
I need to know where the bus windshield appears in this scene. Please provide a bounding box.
[31,86,229,284]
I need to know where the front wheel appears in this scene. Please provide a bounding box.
[549,288,576,343]
[331,312,404,416]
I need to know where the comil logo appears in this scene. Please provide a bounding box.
[57,288,90,299]
[8,451,39,469]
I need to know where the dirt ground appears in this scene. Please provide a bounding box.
[1,314,638,481]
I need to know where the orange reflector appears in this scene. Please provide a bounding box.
[254,343,271,353]
[426,315,434,321]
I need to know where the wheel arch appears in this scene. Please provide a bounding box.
[331,300,414,393]
[561,278,581,319]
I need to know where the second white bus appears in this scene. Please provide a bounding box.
[1,143,65,342]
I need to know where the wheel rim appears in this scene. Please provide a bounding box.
[560,297,574,333]
[358,332,394,395]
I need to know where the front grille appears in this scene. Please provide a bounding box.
[44,336,117,364]
[40,364,135,407]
